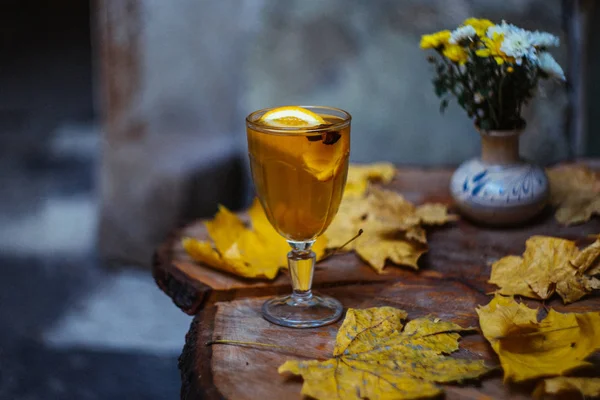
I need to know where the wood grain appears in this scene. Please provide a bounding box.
[153,166,600,315]
[183,281,600,400]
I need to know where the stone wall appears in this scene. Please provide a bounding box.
[99,0,570,266]
[244,0,569,165]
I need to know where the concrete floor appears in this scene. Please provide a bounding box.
[0,123,191,400]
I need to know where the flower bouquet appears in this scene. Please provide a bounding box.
[421,18,564,131]
[421,18,565,225]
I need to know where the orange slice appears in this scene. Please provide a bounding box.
[259,106,326,128]
[303,139,348,181]
[258,106,346,182]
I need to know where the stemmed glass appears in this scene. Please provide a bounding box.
[246,106,351,328]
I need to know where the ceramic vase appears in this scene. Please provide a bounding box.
[450,127,549,226]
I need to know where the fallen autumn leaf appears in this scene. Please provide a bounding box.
[325,187,455,272]
[547,164,600,225]
[533,377,600,399]
[279,307,490,400]
[183,199,327,279]
[489,236,600,303]
[477,295,600,382]
[344,162,397,197]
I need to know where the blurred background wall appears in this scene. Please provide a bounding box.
[0,2,188,398]
[0,0,97,258]
[1,0,595,267]
[98,0,576,266]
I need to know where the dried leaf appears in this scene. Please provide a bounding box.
[572,238,600,273]
[344,162,397,197]
[489,255,540,299]
[363,188,421,228]
[548,165,600,225]
[534,377,600,399]
[586,240,600,277]
[183,199,326,279]
[356,232,428,272]
[522,237,578,300]
[589,263,600,277]
[489,236,600,304]
[326,188,455,272]
[415,203,459,225]
[548,165,599,204]
[279,307,490,400]
[477,295,600,382]
[406,226,427,244]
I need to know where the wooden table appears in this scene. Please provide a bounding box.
[153,167,600,400]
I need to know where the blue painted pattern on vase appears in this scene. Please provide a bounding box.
[452,159,548,207]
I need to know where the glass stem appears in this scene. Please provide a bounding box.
[287,240,315,302]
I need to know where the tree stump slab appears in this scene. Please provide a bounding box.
[180,282,600,400]
[151,166,600,399]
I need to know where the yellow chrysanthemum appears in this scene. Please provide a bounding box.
[462,18,494,37]
[420,30,451,49]
[443,44,468,64]
[476,32,513,65]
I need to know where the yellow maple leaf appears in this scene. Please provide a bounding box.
[344,162,397,197]
[405,226,427,243]
[572,237,600,273]
[489,236,600,304]
[547,165,600,225]
[533,377,600,399]
[489,255,540,299]
[477,295,600,382]
[355,232,428,273]
[588,261,600,277]
[326,188,454,272]
[415,203,458,225]
[183,199,327,279]
[522,236,579,300]
[279,307,490,400]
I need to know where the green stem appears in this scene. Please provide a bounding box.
[441,57,470,111]
[498,73,506,127]
[487,100,499,129]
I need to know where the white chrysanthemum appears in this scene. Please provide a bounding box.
[537,52,565,80]
[528,31,560,48]
[449,25,476,44]
[487,20,522,38]
[500,31,537,65]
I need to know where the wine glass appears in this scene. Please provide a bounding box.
[246,106,351,328]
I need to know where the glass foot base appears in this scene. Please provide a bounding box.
[262,293,343,328]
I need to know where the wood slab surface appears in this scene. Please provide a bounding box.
[151,165,600,399]
[180,282,600,399]
[153,166,600,315]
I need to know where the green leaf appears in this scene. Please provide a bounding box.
[457,93,466,108]
[440,99,449,113]
[433,78,447,97]
[480,119,491,131]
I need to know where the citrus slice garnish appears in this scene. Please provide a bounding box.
[259,106,326,128]
[303,141,348,181]
[257,106,346,181]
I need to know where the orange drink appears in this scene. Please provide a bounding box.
[246,106,351,328]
